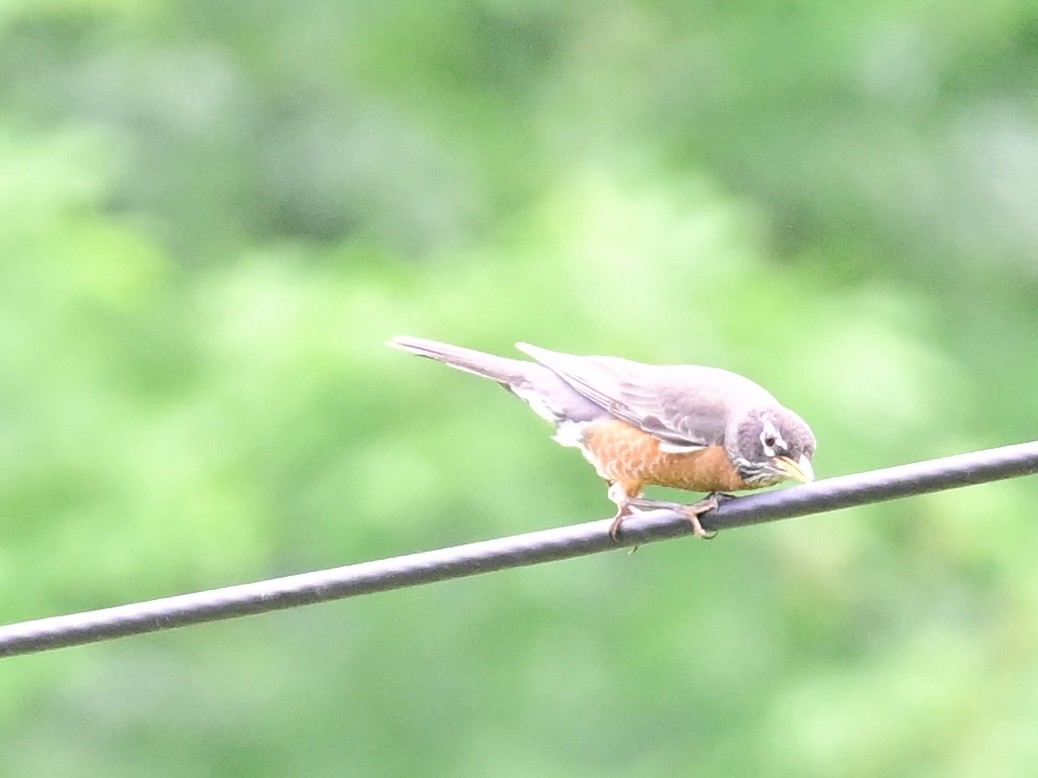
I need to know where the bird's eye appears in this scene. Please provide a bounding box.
[758,421,785,455]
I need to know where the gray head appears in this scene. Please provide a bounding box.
[726,406,816,487]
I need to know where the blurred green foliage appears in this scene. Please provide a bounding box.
[2,0,1038,775]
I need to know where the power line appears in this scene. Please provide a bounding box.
[2,440,1037,659]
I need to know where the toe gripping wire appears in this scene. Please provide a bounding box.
[2,441,1038,659]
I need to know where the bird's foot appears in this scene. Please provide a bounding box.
[680,493,732,540]
[608,504,636,543]
[624,493,733,539]
[608,492,733,543]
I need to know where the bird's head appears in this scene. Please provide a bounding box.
[727,406,816,487]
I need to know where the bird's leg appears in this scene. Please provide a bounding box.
[606,482,639,542]
[680,492,730,540]
[624,493,733,539]
[625,496,688,512]
[606,484,729,543]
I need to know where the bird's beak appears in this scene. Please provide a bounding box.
[775,454,814,483]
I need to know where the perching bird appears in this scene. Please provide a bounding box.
[388,337,816,539]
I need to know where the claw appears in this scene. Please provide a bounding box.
[607,482,641,543]
[682,501,718,539]
[681,492,734,539]
[608,508,629,543]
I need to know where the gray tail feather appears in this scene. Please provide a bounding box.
[387,336,533,386]
[389,336,606,426]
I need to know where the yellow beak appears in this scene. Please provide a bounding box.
[775,454,814,483]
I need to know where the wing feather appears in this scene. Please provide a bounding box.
[516,343,776,448]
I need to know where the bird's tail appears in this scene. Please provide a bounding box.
[389,335,606,427]
[387,336,533,387]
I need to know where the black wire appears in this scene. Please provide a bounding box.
[2,440,1038,659]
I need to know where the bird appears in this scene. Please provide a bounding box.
[388,336,816,540]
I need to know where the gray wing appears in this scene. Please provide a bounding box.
[516,343,776,451]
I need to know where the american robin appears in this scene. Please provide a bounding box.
[389,336,816,540]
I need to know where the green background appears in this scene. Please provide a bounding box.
[3,1,1038,775]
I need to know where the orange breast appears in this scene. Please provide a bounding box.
[580,419,745,493]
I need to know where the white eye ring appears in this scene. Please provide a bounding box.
[759,419,785,457]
